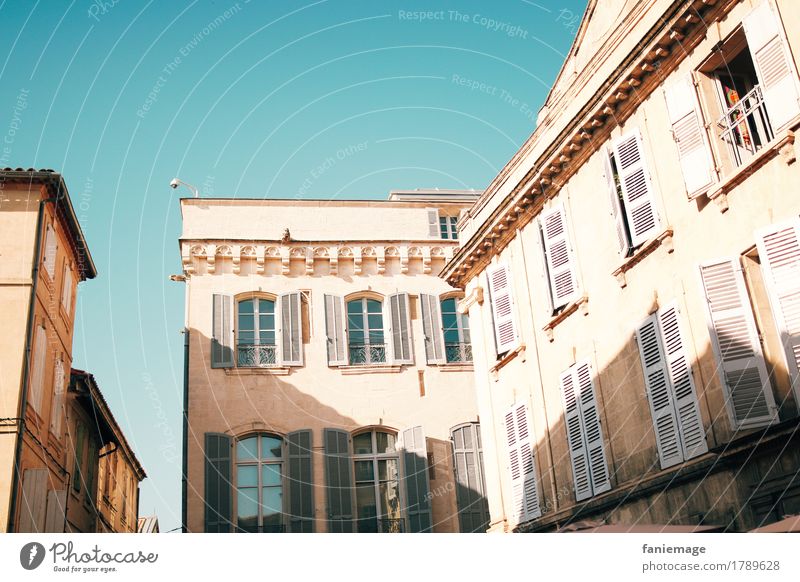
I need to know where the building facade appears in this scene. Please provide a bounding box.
[442,0,800,532]
[180,190,489,532]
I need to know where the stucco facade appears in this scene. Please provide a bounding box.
[442,0,800,532]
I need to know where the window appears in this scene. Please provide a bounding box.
[235,434,284,532]
[236,297,276,367]
[352,430,402,532]
[49,357,66,436]
[451,423,489,532]
[43,223,57,279]
[486,263,518,355]
[539,203,579,311]
[61,264,74,314]
[29,324,47,414]
[440,297,472,363]
[440,215,458,240]
[72,422,86,493]
[346,298,386,365]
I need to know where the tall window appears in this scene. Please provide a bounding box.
[352,430,402,532]
[346,298,386,365]
[236,434,284,532]
[440,297,472,363]
[237,298,276,367]
[440,215,458,240]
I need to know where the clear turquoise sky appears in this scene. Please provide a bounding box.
[0,0,585,531]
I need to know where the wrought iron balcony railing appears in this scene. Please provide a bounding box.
[237,343,277,367]
[445,342,473,363]
[716,84,774,167]
[236,523,286,533]
[348,343,387,366]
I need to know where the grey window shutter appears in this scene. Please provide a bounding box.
[204,432,232,532]
[540,203,579,309]
[451,423,490,532]
[611,130,660,247]
[699,259,776,429]
[400,426,432,532]
[211,294,234,368]
[18,467,48,532]
[559,369,592,501]
[603,149,631,257]
[44,489,67,532]
[288,430,314,532]
[389,292,414,365]
[505,403,541,523]
[427,208,440,238]
[574,361,611,496]
[323,428,353,532]
[419,294,445,364]
[324,295,347,366]
[279,292,303,366]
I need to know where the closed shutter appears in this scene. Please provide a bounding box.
[62,266,74,311]
[699,259,776,428]
[419,294,445,364]
[204,433,232,532]
[744,1,800,132]
[451,423,490,533]
[50,358,66,436]
[603,150,631,257]
[323,428,353,532]
[756,221,800,399]
[559,369,592,501]
[288,430,314,532]
[43,223,57,278]
[540,204,579,309]
[388,293,413,364]
[505,403,541,523]
[211,294,233,368]
[663,73,716,197]
[427,208,440,238]
[279,292,303,366]
[19,468,48,532]
[324,295,347,366]
[575,362,611,495]
[44,489,66,532]
[611,130,660,247]
[400,426,432,532]
[30,325,47,414]
[487,264,518,355]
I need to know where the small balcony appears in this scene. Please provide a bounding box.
[237,343,277,367]
[348,343,387,366]
[445,342,473,363]
[717,84,774,168]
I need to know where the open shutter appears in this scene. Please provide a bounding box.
[400,426,432,532]
[658,304,708,461]
[700,259,776,428]
[419,294,446,364]
[427,208,440,238]
[505,403,541,524]
[744,1,800,132]
[204,433,232,532]
[43,223,57,278]
[44,489,66,532]
[388,293,413,364]
[560,369,592,501]
[756,221,800,400]
[288,430,314,532]
[663,73,716,197]
[324,294,347,366]
[487,264,518,354]
[540,204,579,308]
[323,428,353,532]
[575,361,611,496]
[19,468,48,532]
[635,314,683,469]
[50,358,66,436]
[603,149,631,257]
[30,325,47,414]
[211,294,233,368]
[450,423,490,532]
[611,130,660,247]
[279,292,303,366]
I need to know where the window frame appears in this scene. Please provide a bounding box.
[234,433,287,533]
[235,294,278,368]
[345,296,387,365]
[439,215,458,240]
[439,296,472,363]
[351,429,404,533]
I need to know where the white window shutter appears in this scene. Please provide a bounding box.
[755,221,800,401]
[744,1,800,132]
[388,292,413,364]
[575,361,611,496]
[559,369,592,501]
[663,73,716,197]
[30,325,47,414]
[19,468,48,532]
[279,292,303,366]
[699,259,776,428]
[43,223,57,279]
[61,265,74,312]
[540,204,579,309]
[611,130,660,247]
[657,303,708,461]
[487,264,518,355]
[505,403,540,524]
[419,293,445,364]
[44,489,66,532]
[427,208,440,238]
[399,425,432,532]
[49,357,66,436]
[603,149,631,257]
[323,294,347,366]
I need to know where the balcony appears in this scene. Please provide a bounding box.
[237,343,277,367]
[717,84,774,168]
[348,343,387,366]
[445,342,473,363]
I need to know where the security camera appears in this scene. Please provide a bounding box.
[169,178,180,189]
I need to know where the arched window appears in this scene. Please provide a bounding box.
[237,297,276,367]
[235,434,284,532]
[346,298,386,365]
[352,430,402,532]
[440,297,472,363]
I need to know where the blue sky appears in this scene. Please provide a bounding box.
[0,0,585,531]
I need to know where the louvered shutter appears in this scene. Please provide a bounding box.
[30,325,47,414]
[400,426,432,532]
[324,294,347,366]
[487,264,518,354]
[279,292,303,366]
[756,221,800,396]
[388,292,413,364]
[603,150,631,257]
[44,489,66,532]
[540,204,579,308]
[211,294,233,368]
[611,130,660,247]
[323,428,353,533]
[560,369,592,501]
[505,403,540,523]
[288,430,314,532]
[451,423,490,532]
[43,223,57,278]
[575,361,611,495]
[50,358,66,436]
[744,1,800,132]
[658,304,708,460]
[203,433,232,532]
[636,315,683,469]
[699,259,776,428]
[663,73,716,197]
[19,468,48,532]
[427,208,440,238]
[419,293,445,364]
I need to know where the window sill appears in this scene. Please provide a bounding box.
[337,364,404,375]
[489,343,525,380]
[707,128,796,212]
[543,296,588,341]
[612,228,674,288]
[224,366,292,376]
[436,363,474,372]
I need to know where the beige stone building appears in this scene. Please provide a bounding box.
[442,0,800,532]
[179,190,489,532]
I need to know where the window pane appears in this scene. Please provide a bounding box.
[259,299,275,314]
[352,433,373,455]
[237,489,258,532]
[238,330,255,343]
[260,330,276,345]
[460,313,471,343]
[442,311,459,343]
[262,464,282,486]
[367,314,383,332]
[238,312,254,332]
[366,300,382,314]
[379,481,401,518]
[355,484,378,532]
[261,435,282,459]
[440,297,456,315]
[237,465,258,487]
[239,300,254,314]
[375,432,396,454]
[347,300,363,315]
[237,437,258,461]
[377,459,398,482]
[259,314,274,332]
[261,487,282,516]
[354,460,374,482]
